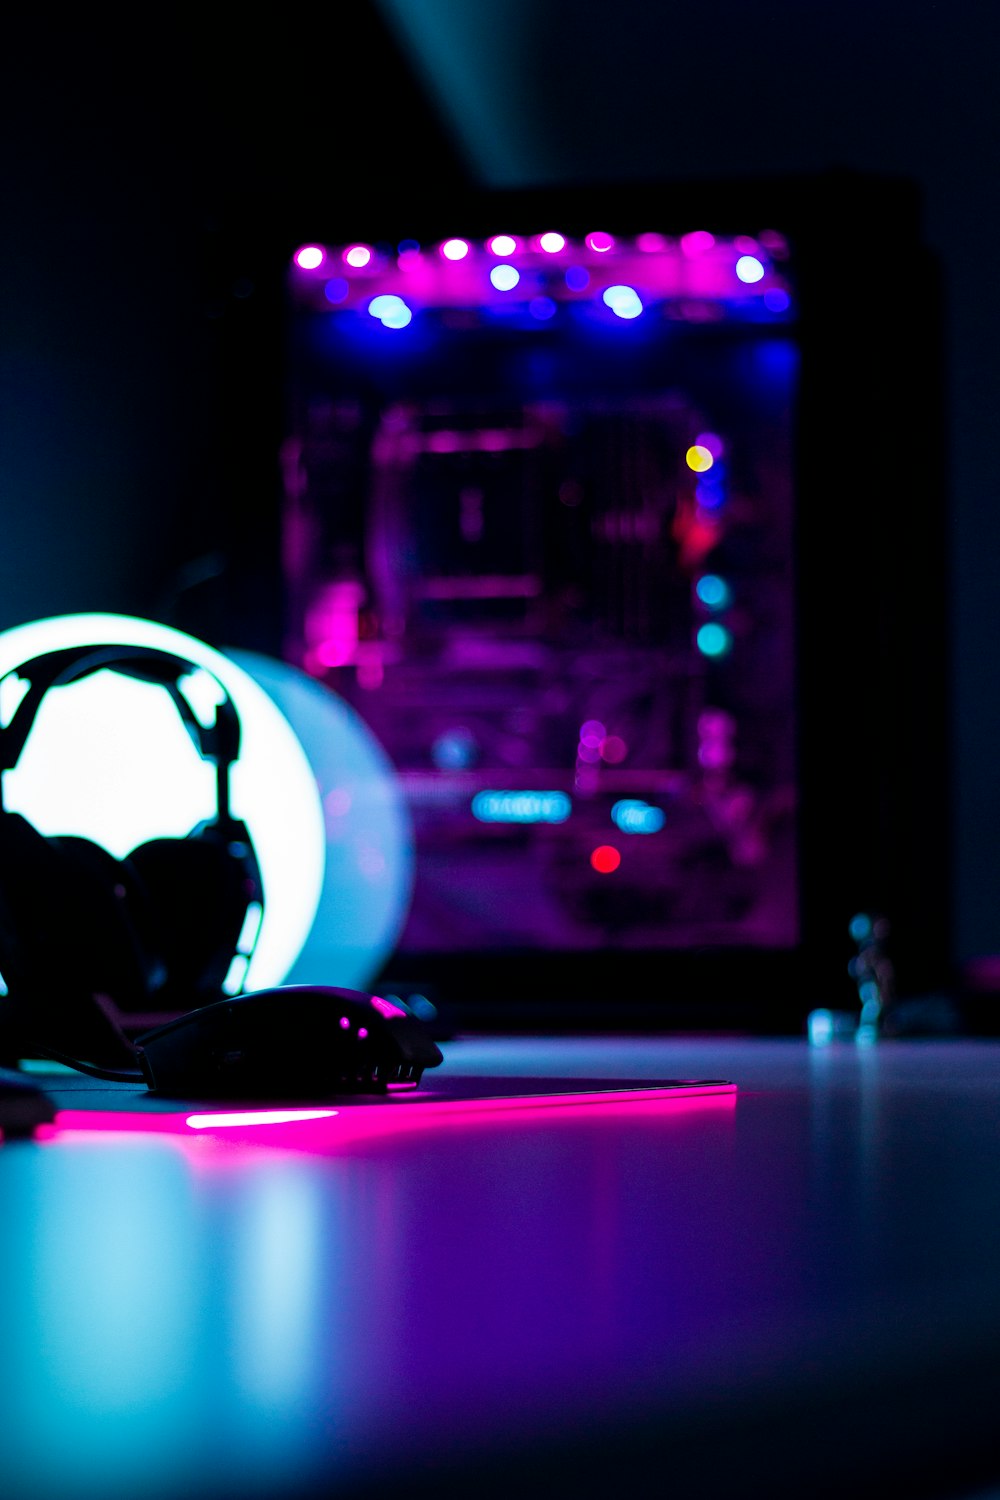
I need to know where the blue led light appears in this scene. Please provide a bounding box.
[471,790,571,824]
[602,285,643,319]
[431,727,477,770]
[736,255,765,284]
[808,1009,834,1047]
[695,574,731,610]
[849,913,873,942]
[695,472,726,510]
[565,265,590,291]
[611,799,666,834]
[696,623,732,658]
[529,296,557,320]
[764,287,791,313]
[324,278,349,305]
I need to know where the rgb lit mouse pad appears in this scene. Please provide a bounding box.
[43,1077,736,1149]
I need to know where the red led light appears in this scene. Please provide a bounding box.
[590,845,621,874]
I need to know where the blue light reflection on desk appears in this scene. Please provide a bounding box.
[0,1136,347,1500]
[0,1090,736,1500]
[7,1041,1000,1500]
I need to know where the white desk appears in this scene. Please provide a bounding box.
[2,1037,999,1500]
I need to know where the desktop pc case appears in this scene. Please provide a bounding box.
[216,173,949,1030]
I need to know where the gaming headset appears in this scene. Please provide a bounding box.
[0,642,263,1072]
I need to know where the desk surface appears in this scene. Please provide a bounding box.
[3,1037,1000,1500]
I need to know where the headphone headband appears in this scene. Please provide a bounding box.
[0,644,241,778]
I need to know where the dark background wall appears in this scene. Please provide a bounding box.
[2,1,997,962]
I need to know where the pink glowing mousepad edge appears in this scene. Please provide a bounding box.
[41,1076,737,1149]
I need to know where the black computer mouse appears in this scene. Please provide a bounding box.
[133,986,444,1099]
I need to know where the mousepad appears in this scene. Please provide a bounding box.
[13,1074,736,1149]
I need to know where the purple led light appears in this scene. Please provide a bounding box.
[343,244,373,269]
[600,735,627,764]
[681,230,715,258]
[538,232,566,253]
[488,234,517,257]
[441,238,470,261]
[694,431,725,459]
[294,245,325,271]
[636,232,668,252]
[586,231,615,253]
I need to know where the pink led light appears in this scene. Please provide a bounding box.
[339,1016,351,1029]
[538,232,566,253]
[488,234,517,257]
[591,844,621,873]
[186,1110,339,1129]
[681,230,715,258]
[636,232,668,252]
[370,995,408,1019]
[600,735,627,764]
[294,246,325,270]
[358,1027,368,1039]
[440,238,470,261]
[580,719,606,745]
[48,1086,736,1156]
[586,231,615,253]
[343,244,373,268]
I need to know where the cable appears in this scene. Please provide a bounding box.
[26,1046,144,1084]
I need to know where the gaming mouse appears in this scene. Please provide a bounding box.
[133,985,444,1099]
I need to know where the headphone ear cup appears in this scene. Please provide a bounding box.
[50,836,167,1007]
[128,831,259,1006]
[0,812,160,1064]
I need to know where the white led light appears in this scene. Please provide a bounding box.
[0,614,326,992]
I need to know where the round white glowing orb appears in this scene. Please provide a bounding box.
[735,254,765,284]
[225,651,414,991]
[294,245,325,270]
[0,614,326,992]
[490,264,520,291]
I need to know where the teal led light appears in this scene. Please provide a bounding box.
[472,790,571,824]
[695,574,731,610]
[696,623,732,658]
[611,799,665,834]
[602,285,643,320]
